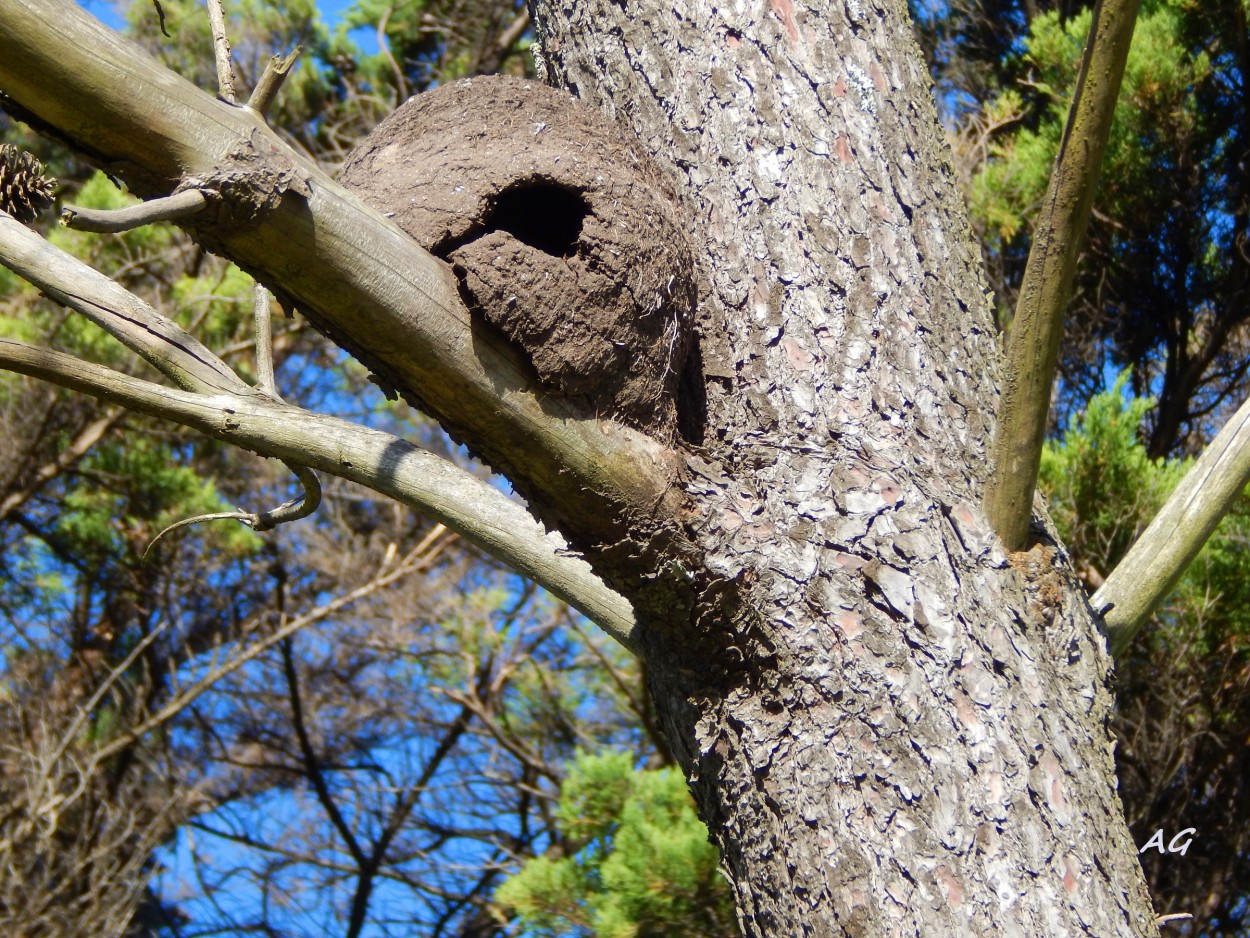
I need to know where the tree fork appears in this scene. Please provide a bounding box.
[0,0,1170,933]
[531,0,1160,934]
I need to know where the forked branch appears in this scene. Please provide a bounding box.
[0,0,677,553]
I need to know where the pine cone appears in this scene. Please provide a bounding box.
[0,144,56,224]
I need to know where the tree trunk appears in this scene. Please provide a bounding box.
[532,1,1157,934]
[0,0,1163,932]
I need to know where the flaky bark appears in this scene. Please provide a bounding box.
[534,1,1156,935]
[0,0,1162,934]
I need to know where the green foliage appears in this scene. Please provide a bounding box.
[496,751,736,938]
[55,434,260,565]
[1039,372,1183,568]
[968,0,1209,246]
[953,0,1242,448]
[1040,381,1250,927]
[0,171,253,369]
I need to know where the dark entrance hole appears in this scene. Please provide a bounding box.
[486,183,588,256]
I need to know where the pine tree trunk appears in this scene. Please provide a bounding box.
[531,1,1159,934]
[0,0,1162,931]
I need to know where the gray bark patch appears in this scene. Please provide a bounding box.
[339,75,697,433]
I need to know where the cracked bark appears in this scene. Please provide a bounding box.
[0,0,1163,933]
[532,1,1158,935]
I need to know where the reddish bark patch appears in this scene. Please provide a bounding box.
[339,75,696,433]
[769,0,800,45]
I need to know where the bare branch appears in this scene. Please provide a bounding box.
[281,634,368,868]
[246,46,302,118]
[0,338,637,646]
[92,528,455,760]
[253,281,276,394]
[984,0,1141,549]
[0,209,247,394]
[60,188,208,232]
[205,0,237,103]
[0,407,124,521]
[0,0,679,548]
[1095,390,1250,654]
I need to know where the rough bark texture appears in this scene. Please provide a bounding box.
[340,76,697,435]
[0,0,1162,934]
[529,0,1159,935]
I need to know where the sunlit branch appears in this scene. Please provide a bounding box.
[253,281,276,394]
[1096,390,1250,654]
[0,339,636,647]
[205,0,237,103]
[247,46,301,117]
[60,188,208,233]
[984,0,1140,550]
[0,209,245,394]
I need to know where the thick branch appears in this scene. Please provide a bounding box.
[0,0,679,551]
[1095,391,1250,654]
[984,0,1140,549]
[0,339,637,647]
[0,202,632,639]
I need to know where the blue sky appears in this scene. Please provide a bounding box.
[81,0,355,28]
[79,0,375,49]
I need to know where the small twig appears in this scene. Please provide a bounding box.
[143,461,321,559]
[247,46,302,118]
[205,0,237,103]
[253,463,321,531]
[253,282,276,395]
[151,0,170,38]
[1155,913,1193,927]
[376,7,408,104]
[60,189,208,233]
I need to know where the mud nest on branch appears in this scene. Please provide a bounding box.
[340,75,697,433]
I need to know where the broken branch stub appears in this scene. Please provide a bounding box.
[340,75,697,437]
